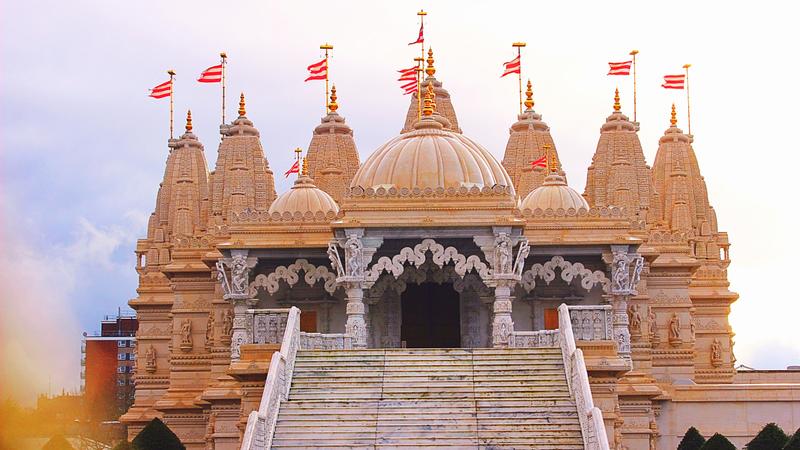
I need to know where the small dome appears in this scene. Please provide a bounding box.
[351,119,513,194]
[268,175,339,216]
[521,173,589,211]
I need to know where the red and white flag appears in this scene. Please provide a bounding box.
[501,55,521,78]
[530,154,547,169]
[607,60,632,76]
[408,23,424,45]
[149,80,172,99]
[401,81,418,95]
[284,160,300,177]
[397,65,419,95]
[662,74,686,89]
[197,64,223,83]
[305,58,328,82]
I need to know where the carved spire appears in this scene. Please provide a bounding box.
[425,48,436,78]
[670,103,678,126]
[238,92,246,117]
[584,89,652,221]
[185,110,193,132]
[328,84,338,112]
[524,80,534,110]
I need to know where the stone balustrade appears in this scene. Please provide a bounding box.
[511,330,560,347]
[299,332,353,350]
[247,308,289,345]
[567,304,613,341]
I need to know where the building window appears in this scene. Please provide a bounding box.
[118,340,127,347]
[117,379,126,386]
[117,367,125,374]
[118,353,126,361]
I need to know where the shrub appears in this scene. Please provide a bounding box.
[700,433,737,450]
[747,423,789,450]
[131,418,185,450]
[784,428,800,450]
[678,427,707,450]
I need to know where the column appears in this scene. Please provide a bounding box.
[492,283,514,348]
[217,249,257,361]
[609,245,644,364]
[345,283,368,348]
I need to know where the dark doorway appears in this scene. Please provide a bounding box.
[401,282,460,348]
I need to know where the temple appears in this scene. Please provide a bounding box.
[121,51,800,449]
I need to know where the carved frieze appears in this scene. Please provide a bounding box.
[520,255,610,293]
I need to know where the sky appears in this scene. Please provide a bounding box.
[1,0,799,405]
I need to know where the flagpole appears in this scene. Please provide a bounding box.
[220,52,227,125]
[321,43,333,114]
[167,69,176,139]
[683,63,692,135]
[513,42,526,114]
[418,10,427,120]
[294,147,303,179]
[415,57,424,120]
[630,49,639,123]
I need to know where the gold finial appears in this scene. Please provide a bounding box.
[670,103,677,126]
[294,147,303,159]
[425,48,436,77]
[328,84,338,112]
[238,92,246,117]
[543,144,557,173]
[524,79,534,110]
[185,110,193,132]
[613,88,621,112]
[301,157,309,176]
[422,82,436,116]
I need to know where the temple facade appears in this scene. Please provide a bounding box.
[121,53,800,449]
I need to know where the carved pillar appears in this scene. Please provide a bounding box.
[492,282,514,347]
[345,283,367,348]
[609,245,644,364]
[216,249,258,361]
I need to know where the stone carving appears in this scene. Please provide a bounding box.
[648,307,658,343]
[205,411,216,450]
[494,232,513,274]
[231,253,251,296]
[348,184,513,199]
[180,318,193,351]
[327,242,344,278]
[145,345,157,373]
[232,208,341,224]
[690,317,697,342]
[512,238,530,277]
[569,306,613,341]
[215,261,231,296]
[512,330,559,347]
[367,238,490,282]
[249,259,338,296]
[520,255,610,293]
[628,304,642,337]
[344,234,364,278]
[649,419,659,450]
[252,311,288,344]
[206,311,214,350]
[668,313,682,346]
[711,338,723,367]
[221,309,233,344]
[611,250,644,296]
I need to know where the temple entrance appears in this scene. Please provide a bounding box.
[400,282,460,348]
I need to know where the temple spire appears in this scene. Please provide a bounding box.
[524,80,534,111]
[613,88,621,112]
[185,110,193,132]
[328,85,338,112]
[670,103,678,127]
[238,92,246,117]
[425,48,436,78]
[422,82,436,116]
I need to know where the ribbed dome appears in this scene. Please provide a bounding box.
[351,119,513,193]
[268,175,339,216]
[521,173,589,211]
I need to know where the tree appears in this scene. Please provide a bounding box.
[700,433,737,450]
[678,427,707,450]
[747,423,789,450]
[784,428,800,450]
[111,441,136,450]
[131,418,185,450]
[41,434,75,450]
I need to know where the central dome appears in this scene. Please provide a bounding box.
[351,120,513,194]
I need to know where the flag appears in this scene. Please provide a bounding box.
[530,154,547,169]
[197,64,223,83]
[409,23,424,45]
[401,80,418,95]
[501,55,521,78]
[149,80,172,99]
[607,60,632,76]
[398,66,417,77]
[662,74,686,89]
[284,160,300,177]
[397,65,419,94]
[305,58,327,82]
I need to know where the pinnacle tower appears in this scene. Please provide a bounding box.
[401,48,462,133]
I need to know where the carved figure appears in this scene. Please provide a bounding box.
[632,256,644,289]
[206,411,216,449]
[668,312,681,345]
[230,254,250,295]
[711,338,723,367]
[512,239,530,277]
[215,261,231,295]
[647,307,657,341]
[494,233,513,274]
[344,234,364,277]
[690,317,697,341]
[327,242,344,277]
[222,309,233,339]
[145,345,157,373]
[612,254,630,293]
[180,318,193,350]
[628,304,642,335]
[206,311,214,349]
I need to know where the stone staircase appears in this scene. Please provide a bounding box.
[271,347,583,449]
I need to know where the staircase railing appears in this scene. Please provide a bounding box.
[240,306,300,450]
[558,303,610,450]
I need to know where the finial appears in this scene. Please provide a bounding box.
[524,79,534,110]
[670,103,677,126]
[185,110,193,132]
[543,144,557,173]
[613,88,621,112]
[238,92,246,117]
[422,82,436,116]
[301,157,309,176]
[426,48,436,77]
[294,147,303,159]
[328,84,338,112]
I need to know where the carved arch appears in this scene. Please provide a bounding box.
[366,238,490,282]
[520,255,610,293]
[249,259,339,296]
